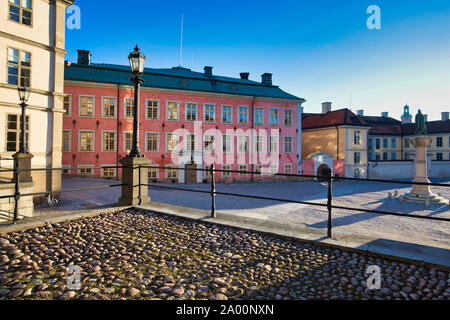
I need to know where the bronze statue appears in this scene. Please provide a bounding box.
[415,109,428,136]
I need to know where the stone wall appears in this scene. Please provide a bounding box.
[0,181,34,223]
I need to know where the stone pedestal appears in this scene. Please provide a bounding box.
[12,152,33,183]
[119,156,151,206]
[402,136,448,205]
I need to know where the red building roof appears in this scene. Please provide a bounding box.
[302,108,370,130]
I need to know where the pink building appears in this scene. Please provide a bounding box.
[62,50,305,183]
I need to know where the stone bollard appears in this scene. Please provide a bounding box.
[119,156,151,206]
[394,190,398,197]
[388,192,392,199]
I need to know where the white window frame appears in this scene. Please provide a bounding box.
[166,132,180,152]
[284,163,293,174]
[101,96,117,119]
[221,105,233,124]
[254,135,265,153]
[166,101,180,121]
[62,129,71,153]
[77,164,94,176]
[254,107,264,125]
[63,94,72,117]
[78,95,95,118]
[238,164,248,176]
[204,134,216,153]
[283,109,293,127]
[238,135,249,153]
[148,165,159,180]
[123,131,133,153]
[238,106,249,125]
[203,103,216,123]
[78,130,95,152]
[222,134,233,153]
[145,131,160,152]
[269,108,279,126]
[165,165,179,179]
[283,136,293,153]
[221,164,232,178]
[124,97,134,119]
[101,164,117,178]
[185,102,198,122]
[145,99,160,120]
[101,130,117,152]
[269,135,279,153]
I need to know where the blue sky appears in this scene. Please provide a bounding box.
[65,0,450,121]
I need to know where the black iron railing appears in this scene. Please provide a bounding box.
[140,165,450,238]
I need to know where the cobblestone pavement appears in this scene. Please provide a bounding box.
[0,209,449,300]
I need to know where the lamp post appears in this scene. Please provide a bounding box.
[17,86,31,154]
[128,45,146,157]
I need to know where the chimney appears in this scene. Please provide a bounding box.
[381,112,389,118]
[204,66,213,78]
[240,72,250,80]
[357,110,364,117]
[261,73,272,86]
[77,50,91,65]
[442,112,449,121]
[322,102,332,114]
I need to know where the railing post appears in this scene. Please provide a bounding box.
[13,158,21,224]
[327,168,333,238]
[210,164,216,218]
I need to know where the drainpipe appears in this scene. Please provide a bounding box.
[250,96,256,183]
[116,84,121,180]
[336,125,339,160]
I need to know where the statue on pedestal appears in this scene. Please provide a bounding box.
[415,109,427,136]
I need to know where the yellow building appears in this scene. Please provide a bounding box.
[302,103,370,178]
[0,0,74,195]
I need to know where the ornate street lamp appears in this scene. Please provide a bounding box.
[128,45,146,157]
[17,86,31,154]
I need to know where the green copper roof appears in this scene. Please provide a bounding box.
[64,63,305,102]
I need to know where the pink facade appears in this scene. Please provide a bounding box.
[62,84,300,182]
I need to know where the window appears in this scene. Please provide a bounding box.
[354,152,360,164]
[383,138,388,148]
[254,108,264,125]
[269,109,279,125]
[238,107,248,124]
[79,131,94,152]
[255,136,264,153]
[125,98,134,119]
[166,134,179,152]
[5,114,29,152]
[284,163,292,174]
[146,133,159,152]
[238,165,248,176]
[148,167,159,180]
[437,137,443,148]
[102,167,116,178]
[222,105,233,123]
[368,138,373,149]
[78,166,93,175]
[383,152,388,160]
[63,95,72,116]
[284,109,293,127]
[204,104,215,122]
[167,102,179,121]
[166,166,178,179]
[8,0,32,26]
[375,138,380,150]
[102,132,116,152]
[255,164,262,174]
[124,132,132,153]
[186,134,195,152]
[204,135,215,153]
[375,152,380,160]
[62,166,71,175]
[270,165,278,174]
[80,96,94,117]
[354,131,360,145]
[269,136,279,153]
[404,138,410,148]
[102,97,116,118]
[222,165,231,177]
[186,103,198,121]
[62,130,71,152]
[437,153,443,161]
[391,138,397,149]
[7,48,31,86]
[391,152,397,160]
[222,135,232,153]
[354,168,361,179]
[238,136,249,153]
[146,100,159,120]
[283,137,293,153]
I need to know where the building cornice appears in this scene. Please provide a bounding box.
[0,83,65,98]
[0,100,66,114]
[0,31,68,55]
[64,80,305,104]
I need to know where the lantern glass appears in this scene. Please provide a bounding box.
[18,86,31,102]
[128,45,146,75]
